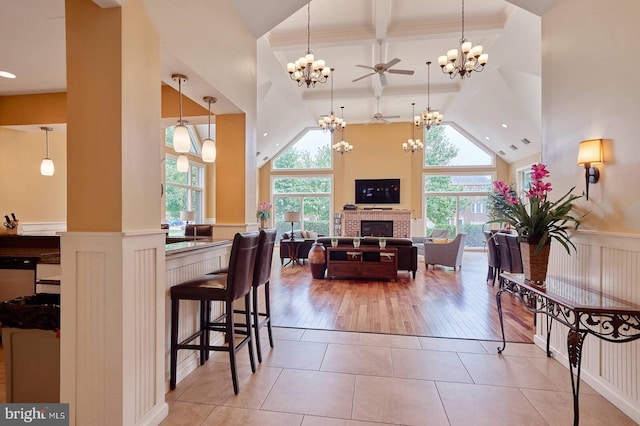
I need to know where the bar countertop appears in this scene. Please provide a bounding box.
[165,238,232,256]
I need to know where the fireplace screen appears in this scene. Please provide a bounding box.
[360,220,393,237]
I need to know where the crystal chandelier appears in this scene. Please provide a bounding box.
[414,61,443,130]
[438,0,489,79]
[403,103,423,153]
[286,1,330,88]
[319,69,345,133]
[332,107,353,155]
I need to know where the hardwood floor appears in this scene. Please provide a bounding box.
[267,250,534,342]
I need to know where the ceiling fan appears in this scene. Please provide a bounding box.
[352,39,414,87]
[365,97,400,125]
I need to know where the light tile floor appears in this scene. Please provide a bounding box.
[161,327,638,426]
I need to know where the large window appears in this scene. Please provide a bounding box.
[272,176,332,239]
[424,125,493,167]
[423,174,493,249]
[272,129,331,170]
[165,157,204,233]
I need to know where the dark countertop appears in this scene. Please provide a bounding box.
[0,235,61,264]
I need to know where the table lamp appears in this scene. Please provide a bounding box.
[180,210,196,225]
[283,211,301,240]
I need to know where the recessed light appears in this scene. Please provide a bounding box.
[276,143,280,146]
[0,71,16,79]
[485,136,491,141]
[501,123,508,128]
[263,132,268,137]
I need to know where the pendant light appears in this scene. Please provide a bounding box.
[40,127,54,176]
[403,103,423,153]
[201,96,217,162]
[171,74,190,153]
[176,155,189,173]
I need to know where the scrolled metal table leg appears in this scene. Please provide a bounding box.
[546,317,553,357]
[496,289,507,353]
[567,330,587,426]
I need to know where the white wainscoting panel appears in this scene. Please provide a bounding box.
[535,231,640,423]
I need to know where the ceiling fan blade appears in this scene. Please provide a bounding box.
[381,118,391,124]
[384,58,401,69]
[365,118,377,125]
[352,72,376,83]
[382,115,400,119]
[356,64,376,71]
[379,73,388,87]
[388,69,415,75]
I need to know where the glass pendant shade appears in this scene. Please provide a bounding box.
[40,158,54,176]
[202,138,217,162]
[173,124,190,153]
[176,154,189,172]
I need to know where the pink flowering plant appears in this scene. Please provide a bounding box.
[488,164,582,254]
[257,202,272,220]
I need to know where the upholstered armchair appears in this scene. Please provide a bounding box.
[424,233,466,270]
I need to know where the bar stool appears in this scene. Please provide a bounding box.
[251,229,277,362]
[169,231,260,394]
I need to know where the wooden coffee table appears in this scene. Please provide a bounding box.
[326,246,397,280]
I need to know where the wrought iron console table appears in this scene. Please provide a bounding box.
[497,272,640,426]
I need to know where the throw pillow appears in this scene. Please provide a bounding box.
[308,231,318,239]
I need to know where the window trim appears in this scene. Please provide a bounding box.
[165,153,206,222]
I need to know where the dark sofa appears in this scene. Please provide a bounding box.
[316,237,418,278]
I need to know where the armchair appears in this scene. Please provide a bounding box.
[424,233,466,270]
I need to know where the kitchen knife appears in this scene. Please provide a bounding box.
[4,215,10,224]
[11,213,16,221]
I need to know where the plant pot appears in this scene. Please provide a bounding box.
[520,238,551,286]
[308,242,326,279]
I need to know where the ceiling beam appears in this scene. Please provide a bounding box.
[373,0,392,40]
[301,82,459,101]
[92,0,127,7]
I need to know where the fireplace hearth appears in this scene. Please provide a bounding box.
[361,220,393,237]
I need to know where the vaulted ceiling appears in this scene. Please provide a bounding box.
[0,0,555,167]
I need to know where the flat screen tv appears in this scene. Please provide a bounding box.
[355,178,400,204]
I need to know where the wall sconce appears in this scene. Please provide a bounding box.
[40,126,54,176]
[577,139,603,200]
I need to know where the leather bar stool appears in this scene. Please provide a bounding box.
[169,231,260,394]
[250,229,277,362]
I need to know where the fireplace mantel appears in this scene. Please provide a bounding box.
[342,209,411,238]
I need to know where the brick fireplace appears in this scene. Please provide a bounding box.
[342,210,411,238]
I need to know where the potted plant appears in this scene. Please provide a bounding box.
[379,237,387,248]
[353,236,361,249]
[488,163,582,285]
[256,201,272,229]
[331,237,339,247]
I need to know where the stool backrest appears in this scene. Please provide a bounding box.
[227,231,260,300]
[253,229,277,288]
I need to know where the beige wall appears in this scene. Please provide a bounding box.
[507,153,541,184]
[259,122,510,221]
[0,127,67,222]
[543,0,640,233]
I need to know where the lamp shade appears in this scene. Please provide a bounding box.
[176,154,189,172]
[173,124,191,153]
[577,139,603,165]
[180,210,195,222]
[40,158,54,176]
[201,138,216,162]
[283,211,301,223]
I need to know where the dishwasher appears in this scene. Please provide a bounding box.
[0,257,37,302]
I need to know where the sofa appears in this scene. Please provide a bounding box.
[316,237,418,278]
[279,230,321,265]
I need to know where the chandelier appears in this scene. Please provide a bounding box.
[332,107,353,155]
[403,103,423,153]
[415,61,443,130]
[286,1,330,88]
[319,69,345,133]
[438,0,489,79]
